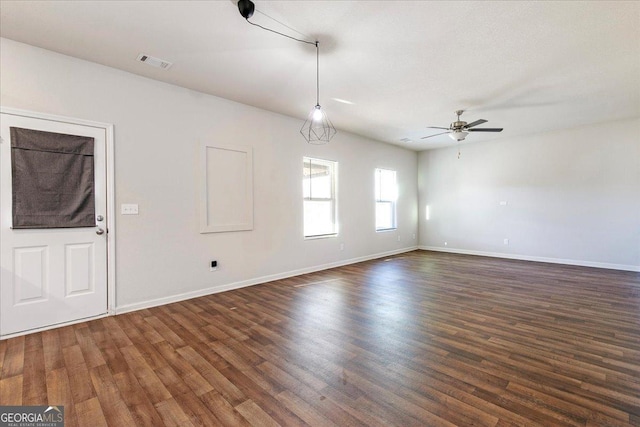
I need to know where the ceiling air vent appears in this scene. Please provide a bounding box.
[400,138,413,143]
[136,53,173,70]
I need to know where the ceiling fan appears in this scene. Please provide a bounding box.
[422,110,503,141]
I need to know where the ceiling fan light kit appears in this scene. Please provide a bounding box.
[449,130,469,141]
[237,0,336,144]
[422,110,503,142]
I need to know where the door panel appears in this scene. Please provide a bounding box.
[1,112,108,336]
[13,246,48,304]
[65,242,95,296]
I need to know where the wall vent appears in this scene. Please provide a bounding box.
[400,138,412,143]
[136,53,173,70]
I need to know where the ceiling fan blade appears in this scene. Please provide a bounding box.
[467,128,503,132]
[464,119,488,128]
[421,131,450,139]
[427,126,450,130]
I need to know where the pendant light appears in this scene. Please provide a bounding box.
[300,41,337,144]
[238,0,337,144]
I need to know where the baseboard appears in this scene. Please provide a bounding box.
[418,246,640,272]
[115,246,418,315]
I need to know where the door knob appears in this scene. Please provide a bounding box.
[96,228,105,235]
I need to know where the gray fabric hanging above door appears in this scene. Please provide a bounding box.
[11,127,96,228]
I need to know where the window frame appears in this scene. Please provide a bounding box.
[303,156,338,239]
[375,168,397,232]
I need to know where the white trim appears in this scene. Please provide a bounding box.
[105,123,117,315]
[116,245,418,314]
[200,142,253,233]
[419,246,640,272]
[0,106,117,316]
[1,107,112,130]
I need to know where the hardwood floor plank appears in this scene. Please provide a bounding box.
[74,325,106,369]
[2,251,639,426]
[153,341,214,397]
[276,389,338,427]
[118,345,172,404]
[0,338,7,374]
[75,397,108,427]
[173,390,225,426]
[220,363,308,426]
[62,345,97,404]
[57,326,78,348]
[199,390,252,427]
[42,329,64,372]
[175,345,246,405]
[260,360,387,427]
[101,316,133,348]
[154,397,197,427]
[45,367,78,427]
[235,399,282,427]
[0,336,24,379]
[0,375,23,405]
[89,364,137,426]
[22,334,47,405]
[153,364,192,399]
[112,369,164,427]
[145,315,186,348]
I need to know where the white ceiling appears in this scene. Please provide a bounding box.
[1,1,639,150]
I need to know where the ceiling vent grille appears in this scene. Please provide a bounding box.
[136,53,173,70]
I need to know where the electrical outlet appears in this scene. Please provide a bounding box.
[504,238,509,245]
[444,242,448,246]
[340,243,344,251]
[397,235,401,242]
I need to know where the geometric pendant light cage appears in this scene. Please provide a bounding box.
[301,104,337,144]
[237,0,337,144]
[300,42,337,144]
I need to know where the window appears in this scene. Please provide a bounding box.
[375,168,397,231]
[303,157,337,238]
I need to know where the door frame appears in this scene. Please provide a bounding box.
[0,106,116,339]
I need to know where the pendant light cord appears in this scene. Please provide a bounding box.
[239,0,336,143]
[316,41,320,106]
[245,19,316,46]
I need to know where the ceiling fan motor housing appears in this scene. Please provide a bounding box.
[452,120,467,130]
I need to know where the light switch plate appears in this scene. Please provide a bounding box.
[121,204,139,215]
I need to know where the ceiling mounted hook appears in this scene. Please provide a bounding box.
[237,0,254,19]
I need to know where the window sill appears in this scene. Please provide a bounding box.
[304,233,338,240]
[376,228,397,233]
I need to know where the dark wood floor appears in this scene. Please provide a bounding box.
[1,250,639,426]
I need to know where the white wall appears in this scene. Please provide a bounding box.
[418,118,640,270]
[0,38,418,310]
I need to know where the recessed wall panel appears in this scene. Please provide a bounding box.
[13,246,48,304]
[200,143,253,233]
[65,243,94,296]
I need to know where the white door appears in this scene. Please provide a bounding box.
[0,112,108,336]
